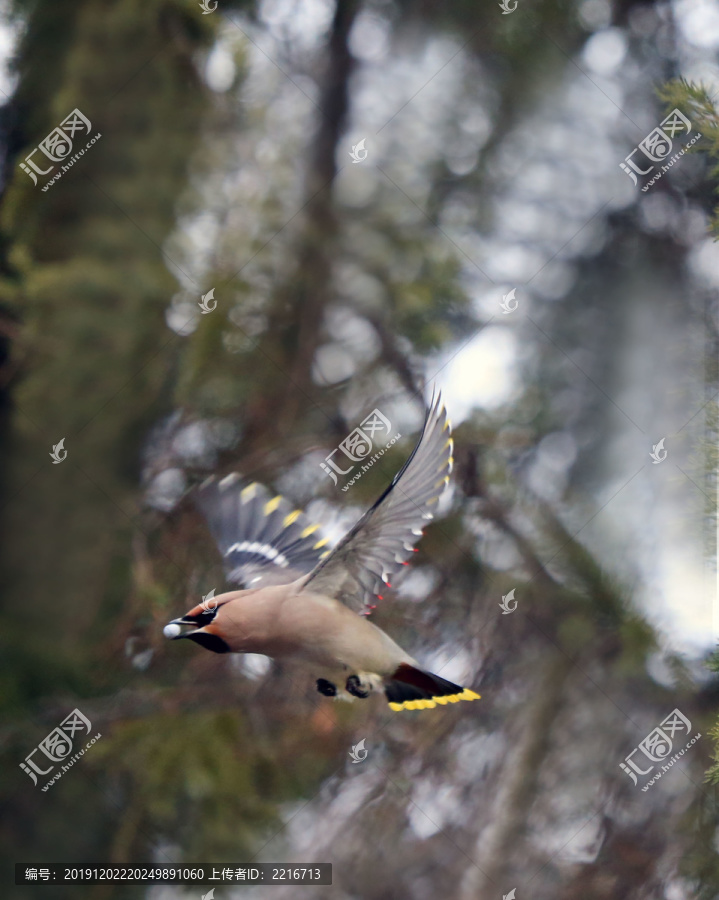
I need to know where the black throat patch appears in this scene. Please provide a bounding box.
[184,631,231,654]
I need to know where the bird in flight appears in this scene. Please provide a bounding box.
[164,394,480,712]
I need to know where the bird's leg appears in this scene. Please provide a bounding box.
[316,678,337,697]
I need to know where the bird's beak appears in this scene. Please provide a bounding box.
[163,614,231,654]
[163,616,201,640]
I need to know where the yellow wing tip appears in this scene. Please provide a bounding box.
[283,510,302,527]
[241,482,258,501]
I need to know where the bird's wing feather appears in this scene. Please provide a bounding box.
[196,475,331,588]
[301,393,453,613]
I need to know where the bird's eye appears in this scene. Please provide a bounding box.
[197,608,219,625]
[185,607,219,626]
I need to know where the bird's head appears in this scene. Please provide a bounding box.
[163,597,231,653]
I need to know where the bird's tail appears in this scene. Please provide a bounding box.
[385,663,480,711]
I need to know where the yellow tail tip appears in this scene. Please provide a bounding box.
[388,690,481,711]
[461,689,481,701]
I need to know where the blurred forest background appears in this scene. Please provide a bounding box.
[0,0,718,897]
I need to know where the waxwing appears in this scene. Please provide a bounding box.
[164,394,480,712]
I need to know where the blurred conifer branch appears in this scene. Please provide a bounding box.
[660,79,719,235]
[660,80,719,787]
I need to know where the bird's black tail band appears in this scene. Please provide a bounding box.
[385,663,480,711]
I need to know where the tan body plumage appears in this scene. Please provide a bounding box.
[183,581,414,682]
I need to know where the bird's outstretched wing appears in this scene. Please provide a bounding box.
[196,475,331,588]
[301,393,453,613]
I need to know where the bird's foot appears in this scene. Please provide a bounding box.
[346,675,369,698]
[316,678,337,697]
[345,672,382,700]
